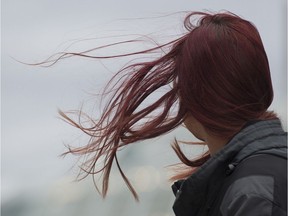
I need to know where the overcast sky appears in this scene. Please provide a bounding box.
[1,0,287,215]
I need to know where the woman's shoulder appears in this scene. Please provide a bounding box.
[220,154,287,216]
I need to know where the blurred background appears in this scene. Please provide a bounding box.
[1,0,287,216]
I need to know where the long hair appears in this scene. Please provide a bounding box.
[55,11,276,200]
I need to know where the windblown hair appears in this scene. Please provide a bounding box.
[56,11,276,200]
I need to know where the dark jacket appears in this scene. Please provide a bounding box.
[172,119,287,216]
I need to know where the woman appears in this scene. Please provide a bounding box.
[59,12,287,215]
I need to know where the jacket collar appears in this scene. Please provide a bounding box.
[172,119,287,216]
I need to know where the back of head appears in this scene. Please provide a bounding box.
[175,12,276,138]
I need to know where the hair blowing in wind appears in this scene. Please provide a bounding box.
[48,11,276,200]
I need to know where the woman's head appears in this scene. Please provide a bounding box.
[174,12,275,138]
[58,11,276,199]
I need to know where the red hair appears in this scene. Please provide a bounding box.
[57,11,276,199]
